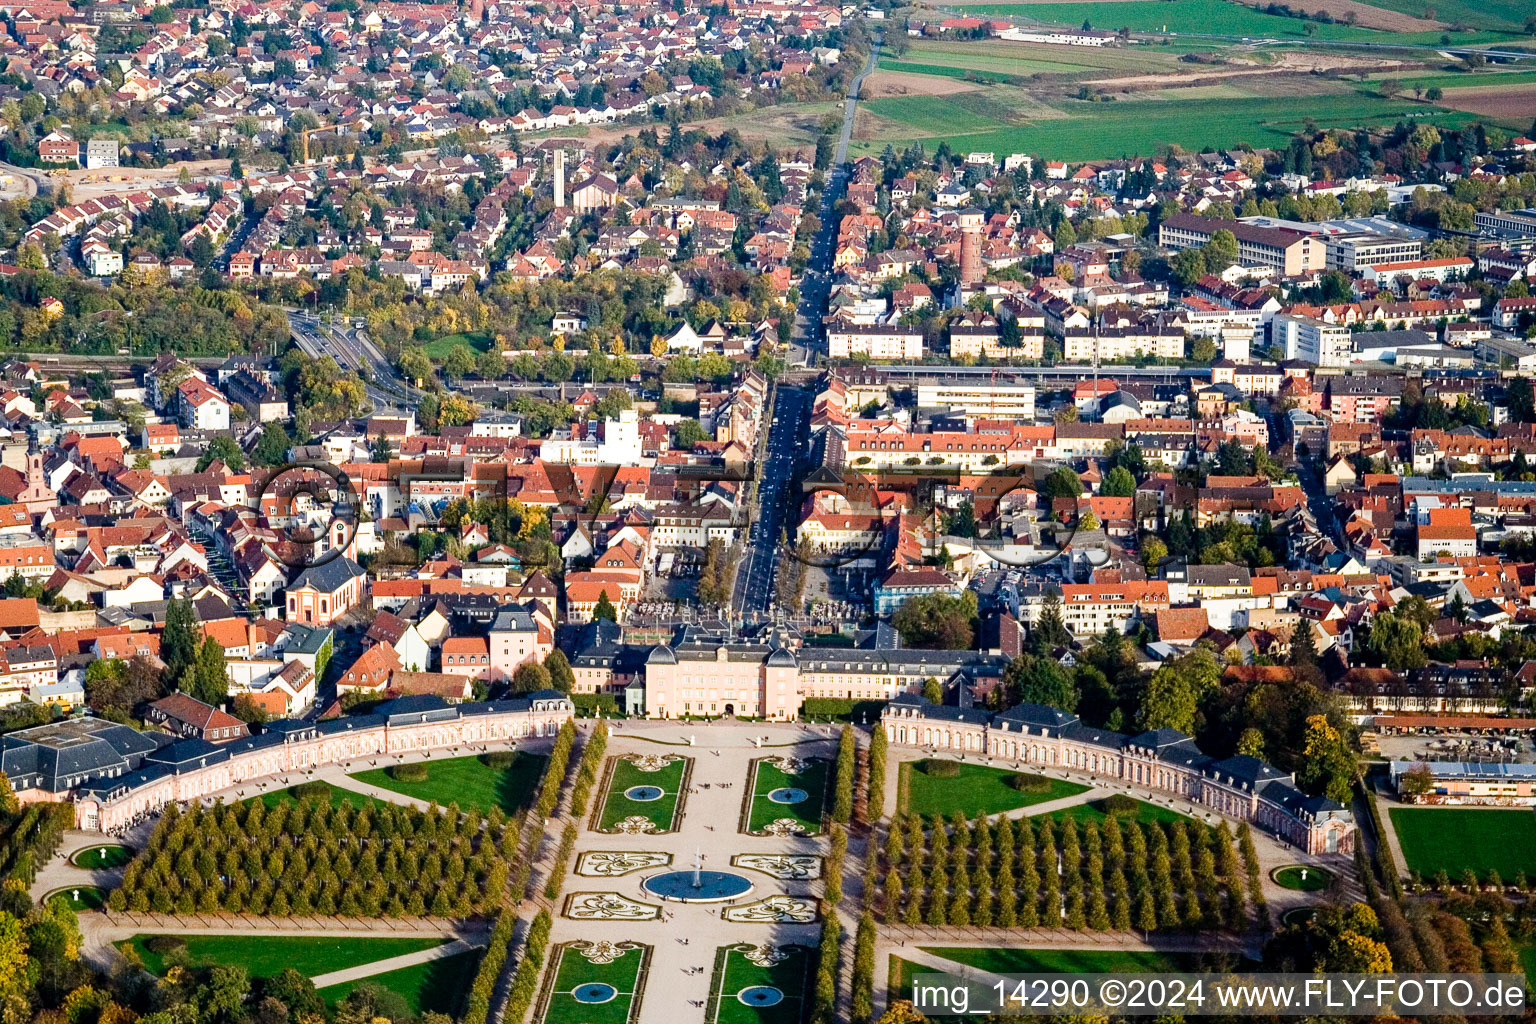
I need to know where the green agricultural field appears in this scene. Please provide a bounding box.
[855,91,1495,162]
[539,941,649,1024]
[318,949,482,1016]
[1391,70,1536,92]
[1041,797,1192,826]
[1390,807,1536,882]
[896,37,1191,74]
[898,760,1089,818]
[744,757,830,834]
[708,944,812,1024]
[957,0,1518,43]
[120,934,446,979]
[349,752,548,815]
[421,331,494,359]
[596,755,690,832]
[879,59,1024,83]
[1342,0,1532,33]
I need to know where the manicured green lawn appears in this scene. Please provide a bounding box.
[349,752,548,815]
[900,761,1089,819]
[540,941,648,1024]
[120,934,446,979]
[597,756,688,832]
[918,947,1200,974]
[47,887,105,910]
[318,949,481,1016]
[745,758,829,834]
[1041,797,1191,827]
[250,782,378,809]
[421,331,494,359]
[70,844,134,868]
[1273,865,1333,891]
[710,944,811,1024]
[1390,807,1536,882]
[856,92,1495,162]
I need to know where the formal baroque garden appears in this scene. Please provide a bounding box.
[592,753,693,834]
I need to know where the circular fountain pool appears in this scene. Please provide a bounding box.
[641,869,754,903]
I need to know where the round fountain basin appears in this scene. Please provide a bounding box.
[625,785,664,801]
[738,986,784,1007]
[767,787,809,804]
[572,983,617,1004]
[641,869,754,903]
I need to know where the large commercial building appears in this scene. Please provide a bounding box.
[1325,232,1423,271]
[1475,209,1536,240]
[1271,312,1352,368]
[914,378,1037,420]
[1158,213,1325,275]
[826,323,924,361]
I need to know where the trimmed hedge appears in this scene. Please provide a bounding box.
[1101,793,1139,815]
[503,910,552,1024]
[802,698,888,722]
[292,781,332,800]
[390,762,429,783]
[919,759,960,779]
[567,724,609,820]
[832,725,856,824]
[482,751,519,769]
[543,822,578,901]
[1008,772,1052,794]
[868,724,888,821]
[462,910,515,1024]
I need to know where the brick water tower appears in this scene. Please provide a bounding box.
[957,206,984,289]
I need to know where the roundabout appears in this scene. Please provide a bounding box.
[641,868,754,903]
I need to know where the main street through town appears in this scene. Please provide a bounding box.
[734,38,879,617]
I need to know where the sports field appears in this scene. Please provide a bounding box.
[349,752,548,815]
[856,91,1492,161]
[1390,807,1536,881]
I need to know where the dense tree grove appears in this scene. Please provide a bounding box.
[108,798,513,917]
[875,811,1249,933]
